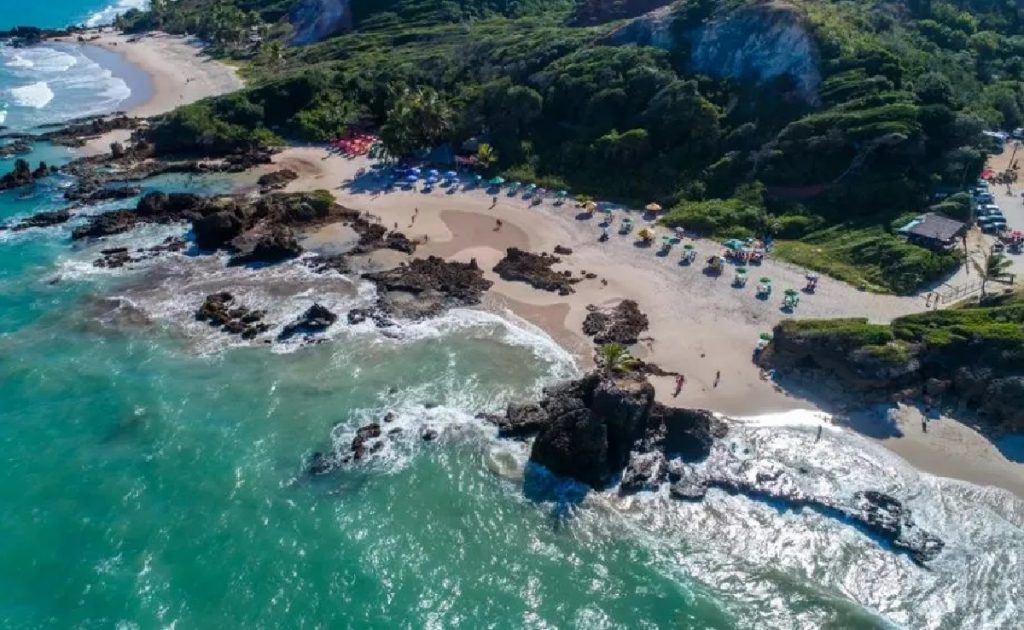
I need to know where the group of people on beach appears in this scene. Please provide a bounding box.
[672,370,721,397]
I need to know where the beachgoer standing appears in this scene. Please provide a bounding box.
[713,370,721,388]
[673,374,685,397]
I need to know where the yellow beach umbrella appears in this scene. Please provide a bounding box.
[645,202,662,213]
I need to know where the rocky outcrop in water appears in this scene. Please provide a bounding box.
[195,292,270,340]
[93,237,187,269]
[64,183,141,204]
[229,223,303,265]
[0,139,31,157]
[491,369,944,564]
[38,114,143,148]
[71,192,206,240]
[0,159,52,191]
[278,304,338,340]
[493,247,579,295]
[361,256,494,320]
[582,300,650,344]
[6,209,71,231]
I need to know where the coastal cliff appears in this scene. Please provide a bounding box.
[606,1,822,104]
[759,298,1024,432]
[289,0,352,45]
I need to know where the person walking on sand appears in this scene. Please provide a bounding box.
[815,425,823,443]
[673,374,685,397]
[491,196,498,208]
[713,370,721,388]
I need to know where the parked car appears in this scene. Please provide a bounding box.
[974,192,995,204]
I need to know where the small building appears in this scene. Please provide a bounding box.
[905,213,967,252]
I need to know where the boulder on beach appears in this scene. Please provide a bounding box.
[279,304,339,340]
[493,247,580,295]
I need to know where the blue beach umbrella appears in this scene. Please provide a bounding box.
[409,167,422,176]
[426,176,439,184]
[428,169,440,178]
[405,174,418,183]
[445,170,458,179]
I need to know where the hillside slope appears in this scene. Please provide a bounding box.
[116,0,1024,293]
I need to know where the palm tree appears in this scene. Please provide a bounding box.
[596,343,639,374]
[981,249,1013,297]
[476,143,498,172]
[262,41,284,65]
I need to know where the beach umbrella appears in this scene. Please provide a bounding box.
[405,174,418,183]
[806,273,819,280]
[645,202,662,213]
[526,183,537,190]
[426,176,438,184]
[661,236,672,244]
[784,288,798,296]
[428,169,439,177]
[759,332,773,341]
[759,277,771,283]
[510,181,522,189]
[409,167,421,176]
[474,174,483,182]
[489,176,505,186]
[556,190,568,198]
[682,244,694,250]
[445,170,458,179]
[623,217,633,223]
[736,267,747,274]
[724,238,746,251]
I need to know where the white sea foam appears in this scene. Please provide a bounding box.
[84,0,151,28]
[9,81,55,108]
[5,54,34,69]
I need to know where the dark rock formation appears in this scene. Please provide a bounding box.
[362,256,493,320]
[71,192,206,240]
[93,237,187,269]
[493,247,580,295]
[229,223,303,265]
[257,169,299,192]
[760,311,1024,432]
[7,209,70,231]
[303,253,350,275]
[553,244,573,255]
[195,292,269,340]
[0,159,49,190]
[494,369,944,564]
[279,304,338,340]
[38,114,142,148]
[582,299,650,344]
[0,139,31,157]
[349,221,417,255]
[64,183,141,203]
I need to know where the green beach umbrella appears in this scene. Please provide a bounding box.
[556,190,568,198]
[510,181,521,188]
[683,244,694,250]
[662,236,672,244]
[724,238,745,251]
[784,288,799,296]
[623,217,633,223]
[759,277,771,283]
[736,267,747,274]
[759,332,773,341]
[489,176,505,185]
[526,183,537,190]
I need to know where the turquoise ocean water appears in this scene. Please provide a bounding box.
[2,4,1024,628]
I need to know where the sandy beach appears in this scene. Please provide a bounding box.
[56,30,243,156]
[257,146,1024,496]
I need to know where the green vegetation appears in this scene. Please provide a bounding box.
[596,342,640,373]
[125,0,1024,293]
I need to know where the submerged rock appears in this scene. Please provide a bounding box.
[278,304,338,340]
[195,292,269,340]
[0,159,49,191]
[362,256,493,320]
[7,209,71,231]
